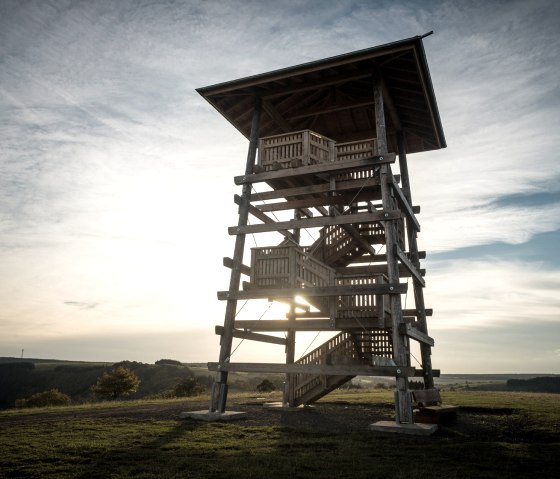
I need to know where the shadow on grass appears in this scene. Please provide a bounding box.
[74,412,560,479]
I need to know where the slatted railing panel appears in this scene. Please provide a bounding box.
[334,139,379,181]
[291,329,394,403]
[258,130,335,172]
[293,332,358,399]
[352,330,393,358]
[296,252,334,288]
[336,275,383,319]
[250,247,292,288]
[251,246,335,290]
[335,139,377,162]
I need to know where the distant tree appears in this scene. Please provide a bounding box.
[173,377,205,397]
[256,379,277,392]
[155,359,183,367]
[112,360,145,370]
[507,377,560,393]
[15,389,71,408]
[91,367,140,400]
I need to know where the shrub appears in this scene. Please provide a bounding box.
[91,367,140,400]
[16,389,71,408]
[173,377,206,397]
[256,379,277,392]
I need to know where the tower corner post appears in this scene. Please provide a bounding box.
[210,96,262,413]
[375,78,413,424]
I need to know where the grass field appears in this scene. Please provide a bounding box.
[0,390,558,478]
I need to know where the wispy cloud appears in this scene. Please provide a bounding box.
[63,301,99,310]
[0,0,559,371]
[427,258,560,329]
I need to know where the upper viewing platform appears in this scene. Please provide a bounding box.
[197,35,446,156]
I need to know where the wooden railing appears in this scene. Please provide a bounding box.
[293,332,358,401]
[258,130,335,172]
[312,222,385,266]
[250,245,335,289]
[336,274,386,320]
[257,130,378,176]
[292,330,394,403]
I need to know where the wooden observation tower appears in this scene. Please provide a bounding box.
[197,35,446,425]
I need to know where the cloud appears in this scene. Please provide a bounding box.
[63,301,99,310]
[426,258,560,330]
[0,0,559,372]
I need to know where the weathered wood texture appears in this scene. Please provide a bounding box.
[208,362,415,377]
[412,388,459,425]
[200,35,446,424]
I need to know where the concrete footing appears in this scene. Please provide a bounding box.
[179,410,247,422]
[368,420,437,436]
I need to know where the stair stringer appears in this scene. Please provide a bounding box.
[291,330,393,406]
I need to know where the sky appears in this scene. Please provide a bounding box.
[1,0,559,374]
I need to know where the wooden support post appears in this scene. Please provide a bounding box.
[397,130,435,389]
[374,78,388,155]
[376,78,413,424]
[285,303,296,407]
[284,210,300,407]
[210,97,262,413]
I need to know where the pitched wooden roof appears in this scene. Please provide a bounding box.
[197,35,446,154]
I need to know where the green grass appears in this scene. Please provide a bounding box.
[1,391,558,478]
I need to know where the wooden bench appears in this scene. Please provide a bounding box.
[412,389,459,425]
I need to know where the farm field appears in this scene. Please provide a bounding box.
[0,390,558,478]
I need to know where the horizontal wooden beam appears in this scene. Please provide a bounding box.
[256,190,381,213]
[218,282,407,301]
[223,257,251,276]
[250,177,381,202]
[235,318,386,331]
[234,194,296,241]
[208,362,415,378]
[335,265,425,278]
[215,326,287,346]
[343,251,426,264]
[235,154,396,186]
[398,323,434,346]
[402,308,432,317]
[229,210,400,235]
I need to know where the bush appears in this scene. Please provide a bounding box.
[256,379,277,392]
[91,367,140,400]
[16,389,71,409]
[173,377,206,397]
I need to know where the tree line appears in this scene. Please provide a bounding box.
[0,359,284,409]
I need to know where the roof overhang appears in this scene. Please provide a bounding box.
[197,35,446,154]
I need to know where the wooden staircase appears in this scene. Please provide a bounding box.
[309,223,385,267]
[292,330,393,406]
